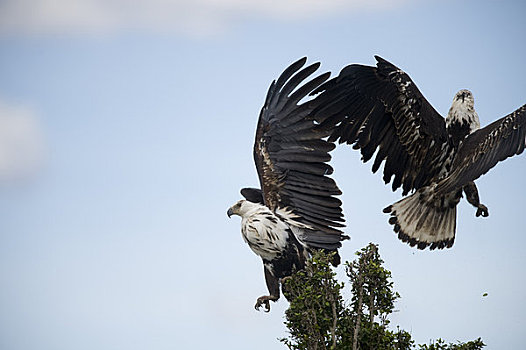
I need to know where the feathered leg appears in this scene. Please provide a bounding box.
[463,181,489,217]
[255,265,280,312]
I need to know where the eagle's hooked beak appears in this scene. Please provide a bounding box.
[227,207,234,218]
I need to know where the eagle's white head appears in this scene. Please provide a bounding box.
[227,199,261,218]
[446,89,480,133]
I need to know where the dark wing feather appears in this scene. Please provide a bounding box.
[240,188,264,204]
[312,56,450,194]
[436,104,526,194]
[254,58,346,243]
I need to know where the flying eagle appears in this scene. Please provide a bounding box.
[227,58,348,312]
[312,56,526,249]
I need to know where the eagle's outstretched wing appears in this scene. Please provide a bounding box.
[312,56,450,194]
[253,58,346,248]
[436,104,526,194]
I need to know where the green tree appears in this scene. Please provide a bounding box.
[280,243,485,350]
[417,338,485,350]
[347,244,401,349]
[281,251,352,350]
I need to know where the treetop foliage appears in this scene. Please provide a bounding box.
[280,243,485,350]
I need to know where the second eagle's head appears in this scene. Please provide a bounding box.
[446,89,480,144]
[453,89,475,107]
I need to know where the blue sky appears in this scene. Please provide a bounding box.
[0,1,525,349]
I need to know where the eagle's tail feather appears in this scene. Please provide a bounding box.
[383,187,457,250]
[290,227,341,251]
[289,227,346,266]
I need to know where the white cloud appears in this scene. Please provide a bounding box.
[0,100,46,183]
[0,0,410,37]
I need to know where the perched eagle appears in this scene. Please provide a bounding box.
[312,56,526,249]
[227,58,349,311]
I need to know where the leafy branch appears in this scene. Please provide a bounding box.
[280,244,485,350]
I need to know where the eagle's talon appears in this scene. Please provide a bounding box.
[254,299,270,312]
[255,295,275,312]
[476,204,489,217]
